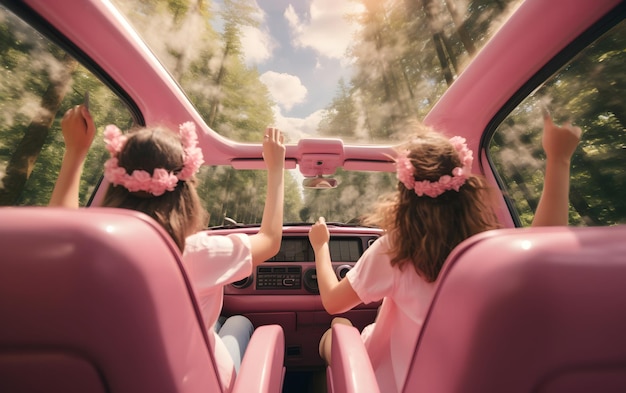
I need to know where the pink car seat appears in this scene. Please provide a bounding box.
[0,207,284,393]
[328,225,626,393]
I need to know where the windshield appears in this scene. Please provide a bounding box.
[111,0,522,226]
[112,0,521,143]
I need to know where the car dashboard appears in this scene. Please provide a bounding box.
[213,225,383,367]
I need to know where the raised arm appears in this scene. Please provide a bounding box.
[248,127,285,266]
[309,217,362,315]
[532,112,581,227]
[49,105,96,208]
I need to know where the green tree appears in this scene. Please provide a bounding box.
[489,19,626,226]
[309,0,520,220]
[0,8,133,206]
[109,0,299,223]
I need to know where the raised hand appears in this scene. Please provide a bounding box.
[262,127,286,172]
[542,111,582,163]
[250,127,286,265]
[50,104,96,208]
[61,104,96,159]
[532,110,582,227]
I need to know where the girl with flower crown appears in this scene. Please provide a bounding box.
[50,105,286,391]
[308,115,581,393]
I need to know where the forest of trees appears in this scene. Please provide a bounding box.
[1,0,624,226]
[490,19,626,226]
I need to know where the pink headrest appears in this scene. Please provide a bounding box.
[405,225,626,393]
[0,207,222,393]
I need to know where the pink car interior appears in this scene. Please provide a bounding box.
[1,0,625,392]
[328,224,626,393]
[0,207,285,393]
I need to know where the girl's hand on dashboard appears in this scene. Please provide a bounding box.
[309,217,330,251]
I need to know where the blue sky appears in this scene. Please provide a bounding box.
[231,0,364,138]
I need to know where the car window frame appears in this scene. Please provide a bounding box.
[482,3,626,227]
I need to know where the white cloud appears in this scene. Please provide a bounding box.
[240,25,276,66]
[260,71,308,112]
[273,105,324,140]
[284,0,363,59]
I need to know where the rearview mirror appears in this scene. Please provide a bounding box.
[302,176,338,189]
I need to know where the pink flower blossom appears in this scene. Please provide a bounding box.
[104,158,127,184]
[126,170,152,193]
[395,152,415,190]
[149,168,178,196]
[104,125,127,154]
[178,146,204,180]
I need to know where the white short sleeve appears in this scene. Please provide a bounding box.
[183,232,253,291]
[346,235,395,304]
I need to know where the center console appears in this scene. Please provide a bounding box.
[221,227,383,367]
[226,231,381,295]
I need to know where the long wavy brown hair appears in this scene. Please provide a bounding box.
[363,125,501,282]
[102,127,207,252]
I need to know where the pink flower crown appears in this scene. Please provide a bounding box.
[103,121,204,196]
[396,136,473,198]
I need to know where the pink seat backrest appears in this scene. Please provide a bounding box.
[0,207,223,393]
[404,225,626,393]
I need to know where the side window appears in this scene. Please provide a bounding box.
[0,5,133,207]
[489,19,626,226]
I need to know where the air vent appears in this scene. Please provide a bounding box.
[231,274,253,289]
[335,264,352,280]
[367,237,378,248]
[303,268,319,294]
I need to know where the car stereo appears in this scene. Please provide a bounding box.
[256,266,302,289]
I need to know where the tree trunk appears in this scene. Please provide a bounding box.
[421,0,455,86]
[444,0,476,56]
[432,32,454,85]
[208,45,228,128]
[0,55,77,205]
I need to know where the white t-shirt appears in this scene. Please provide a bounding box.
[183,232,253,392]
[346,235,436,392]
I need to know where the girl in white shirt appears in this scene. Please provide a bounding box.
[51,105,285,391]
[309,115,581,392]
